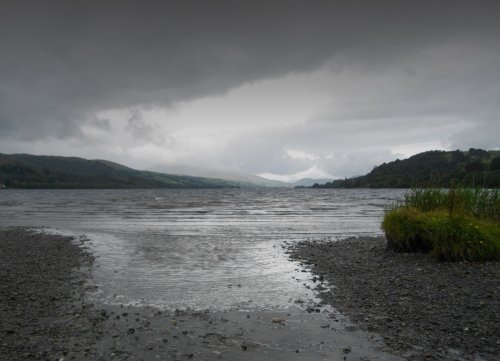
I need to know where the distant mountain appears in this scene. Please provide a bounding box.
[291,178,332,187]
[0,153,265,189]
[313,149,500,188]
[151,165,288,188]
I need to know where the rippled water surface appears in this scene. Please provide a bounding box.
[0,188,406,310]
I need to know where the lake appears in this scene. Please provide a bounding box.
[0,188,406,310]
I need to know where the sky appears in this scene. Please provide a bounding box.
[1,1,500,182]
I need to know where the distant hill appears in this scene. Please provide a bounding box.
[152,164,288,188]
[0,153,264,189]
[292,178,331,187]
[313,149,500,188]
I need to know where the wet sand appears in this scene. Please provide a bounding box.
[288,237,500,361]
[0,227,402,361]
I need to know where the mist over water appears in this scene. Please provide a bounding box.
[0,188,405,310]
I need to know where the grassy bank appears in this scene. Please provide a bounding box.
[382,188,500,261]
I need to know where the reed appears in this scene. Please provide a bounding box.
[403,187,499,221]
[383,187,499,261]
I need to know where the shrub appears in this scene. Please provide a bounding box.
[383,188,500,261]
[383,207,433,253]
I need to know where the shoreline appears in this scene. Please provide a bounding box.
[0,227,403,361]
[5,227,497,360]
[288,237,500,360]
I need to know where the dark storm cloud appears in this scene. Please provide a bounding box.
[1,0,499,140]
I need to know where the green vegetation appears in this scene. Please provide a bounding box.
[0,153,255,189]
[314,149,500,188]
[382,187,500,261]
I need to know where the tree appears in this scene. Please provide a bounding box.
[469,148,489,158]
[491,156,500,171]
[466,161,486,172]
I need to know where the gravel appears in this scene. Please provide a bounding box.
[0,227,102,360]
[288,236,500,361]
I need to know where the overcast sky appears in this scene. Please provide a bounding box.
[1,1,499,182]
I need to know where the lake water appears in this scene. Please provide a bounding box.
[0,188,406,310]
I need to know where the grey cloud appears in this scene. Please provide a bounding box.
[125,109,172,146]
[221,108,466,178]
[89,117,111,131]
[449,117,500,150]
[1,0,500,140]
[127,110,153,140]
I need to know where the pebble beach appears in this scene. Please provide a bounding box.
[288,237,500,360]
[1,227,498,360]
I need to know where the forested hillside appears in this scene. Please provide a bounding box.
[0,154,247,189]
[314,149,500,188]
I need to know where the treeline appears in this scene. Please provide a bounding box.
[0,153,243,189]
[313,149,500,188]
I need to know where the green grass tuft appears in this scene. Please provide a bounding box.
[383,187,500,261]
